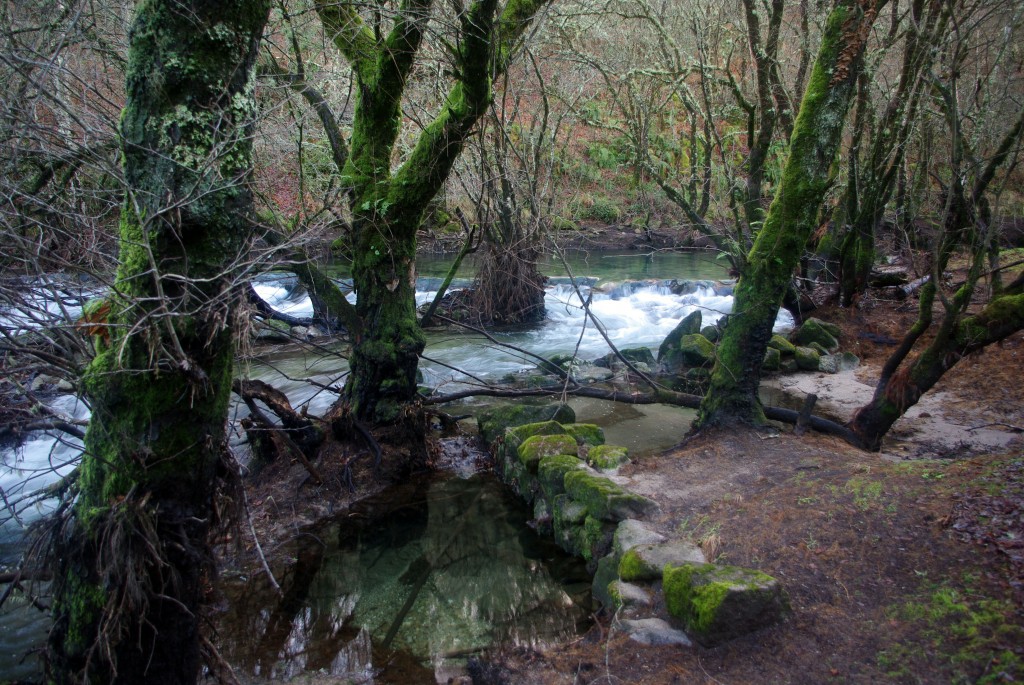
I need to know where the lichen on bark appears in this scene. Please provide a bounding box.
[47,2,270,683]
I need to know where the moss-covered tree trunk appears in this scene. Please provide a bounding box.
[47,2,268,683]
[695,0,881,428]
[315,0,551,423]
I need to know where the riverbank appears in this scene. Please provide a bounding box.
[477,299,1024,685]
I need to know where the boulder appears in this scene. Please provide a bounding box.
[517,434,578,472]
[663,562,789,646]
[762,347,781,371]
[818,354,839,374]
[793,346,821,371]
[564,424,606,446]
[618,618,692,647]
[613,520,666,557]
[563,470,660,522]
[678,334,716,367]
[658,310,703,362]
[477,404,575,443]
[618,541,706,581]
[792,317,840,352]
[538,455,586,499]
[589,445,629,470]
[594,346,656,369]
[768,334,797,355]
[606,581,653,611]
[700,325,720,343]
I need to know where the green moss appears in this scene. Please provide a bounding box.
[589,445,629,470]
[564,470,659,521]
[564,423,605,446]
[663,562,788,645]
[768,334,797,355]
[538,454,585,500]
[617,548,646,581]
[518,434,578,472]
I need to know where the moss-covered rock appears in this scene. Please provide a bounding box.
[564,423,606,446]
[564,470,660,522]
[595,346,656,369]
[618,541,706,581]
[592,553,620,610]
[818,354,839,374]
[792,318,840,352]
[768,334,797,355]
[589,445,629,470]
[606,580,653,611]
[658,310,703,362]
[793,346,821,371]
[613,519,666,557]
[808,341,830,356]
[679,334,716,367]
[663,562,790,646]
[518,434,578,472]
[538,454,585,500]
[477,404,575,443]
[700,325,720,343]
[762,347,781,371]
[553,494,588,528]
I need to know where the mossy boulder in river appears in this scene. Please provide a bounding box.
[679,334,716,367]
[663,562,789,646]
[658,310,703,363]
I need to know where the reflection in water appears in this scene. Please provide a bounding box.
[217,474,591,683]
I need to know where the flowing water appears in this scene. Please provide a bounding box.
[0,250,793,681]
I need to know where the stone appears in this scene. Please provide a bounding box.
[613,520,666,557]
[589,445,629,470]
[595,346,656,369]
[563,470,660,522]
[818,354,839,374]
[793,346,821,371]
[658,310,703,362]
[700,325,720,343]
[553,494,588,527]
[564,423,606,446]
[618,618,692,647]
[808,341,830,356]
[538,455,585,500]
[792,318,840,352]
[592,554,620,610]
[518,434,578,472]
[607,581,652,610]
[477,404,575,443]
[663,562,790,646]
[838,351,860,370]
[618,541,706,581]
[678,334,716,367]
[576,366,614,383]
[768,334,797,355]
[762,347,781,372]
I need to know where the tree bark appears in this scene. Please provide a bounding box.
[696,0,881,428]
[315,0,552,423]
[47,2,269,683]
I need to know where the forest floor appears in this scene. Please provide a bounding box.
[232,238,1024,685]
[481,294,1024,685]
